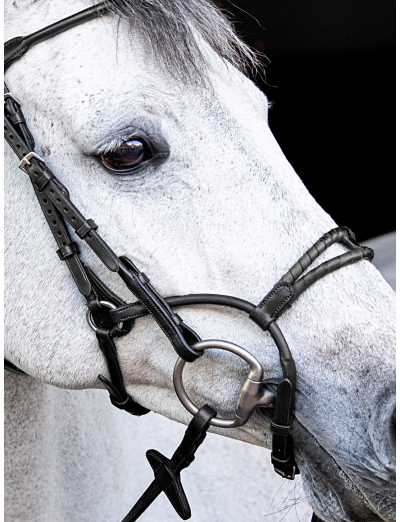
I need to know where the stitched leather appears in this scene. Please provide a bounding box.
[247,226,373,480]
[76,218,98,239]
[4,112,31,160]
[118,258,202,362]
[122,405,216,522]
[56,242,80,260]
[147,451,191,519]
[5,119,202,360]
[249,283,294,330]
[34,168,55,191]
[270,378,299,479]
[32,181,93,296]
[4,89,35,149]
[110,294,256,323]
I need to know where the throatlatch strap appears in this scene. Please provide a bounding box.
[122,405,217,522]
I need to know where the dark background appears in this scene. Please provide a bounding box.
[218,0,395,241]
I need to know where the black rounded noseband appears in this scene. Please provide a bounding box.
[4,4,374,521]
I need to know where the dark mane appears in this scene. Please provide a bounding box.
[101,0,259,84]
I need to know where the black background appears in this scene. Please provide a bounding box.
[218,0,395,241]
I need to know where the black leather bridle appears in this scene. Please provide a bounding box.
[4,3,374,521]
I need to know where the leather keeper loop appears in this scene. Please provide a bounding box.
[111,393,131,408]
[172,313,183,326]
[87,296,103,314]
[56,242,80,260]
[139,272,150,284]
[109,390,150,416]
[34,169,55,191]
[271,422,291,437]
[249,283,295,330]
[249,307,275,330]
[271,454,293,466]
[9,111,26,125]
[76,218,98,238]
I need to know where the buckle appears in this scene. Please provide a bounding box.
[18,152,45,174]
[271,422,291,437]
[273,465,297,480]
[4,92,21,105]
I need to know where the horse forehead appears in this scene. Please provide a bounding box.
[5,1,98,38]
[6,3,269,152]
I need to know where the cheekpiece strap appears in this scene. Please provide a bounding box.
[270,378,299,479]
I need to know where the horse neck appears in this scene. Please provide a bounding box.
[4,373,139,520]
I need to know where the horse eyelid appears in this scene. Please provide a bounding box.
[98,150,170,176]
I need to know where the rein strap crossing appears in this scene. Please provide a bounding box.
[4,3,374,521]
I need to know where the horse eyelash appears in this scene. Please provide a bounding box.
[95,136,136,155]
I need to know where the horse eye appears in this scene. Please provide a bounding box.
[101,139,151,172]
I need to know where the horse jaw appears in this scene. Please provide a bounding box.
[4,3,395,521]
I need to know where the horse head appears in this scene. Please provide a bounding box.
[4,1,395,521]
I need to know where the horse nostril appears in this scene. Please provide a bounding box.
[389,408,396,449]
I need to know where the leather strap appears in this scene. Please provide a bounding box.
[249,282,295,331]
[247,226,373,479]
[4,87,35,149]
[4,93,203,362]
[118,257,202,362]
[4,109,99,297]
[279,226,374,287]
[270,379,298,479]
[95,328,149,416]
[5,3,111,71]
[4,50,204,425]
[121,405,216,521]
[110,294,255,323]
[4,359,27,375]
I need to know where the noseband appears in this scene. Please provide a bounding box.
[4,4,374,521]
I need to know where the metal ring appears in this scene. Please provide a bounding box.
[86,300,124,332]
[173,339,273,428]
